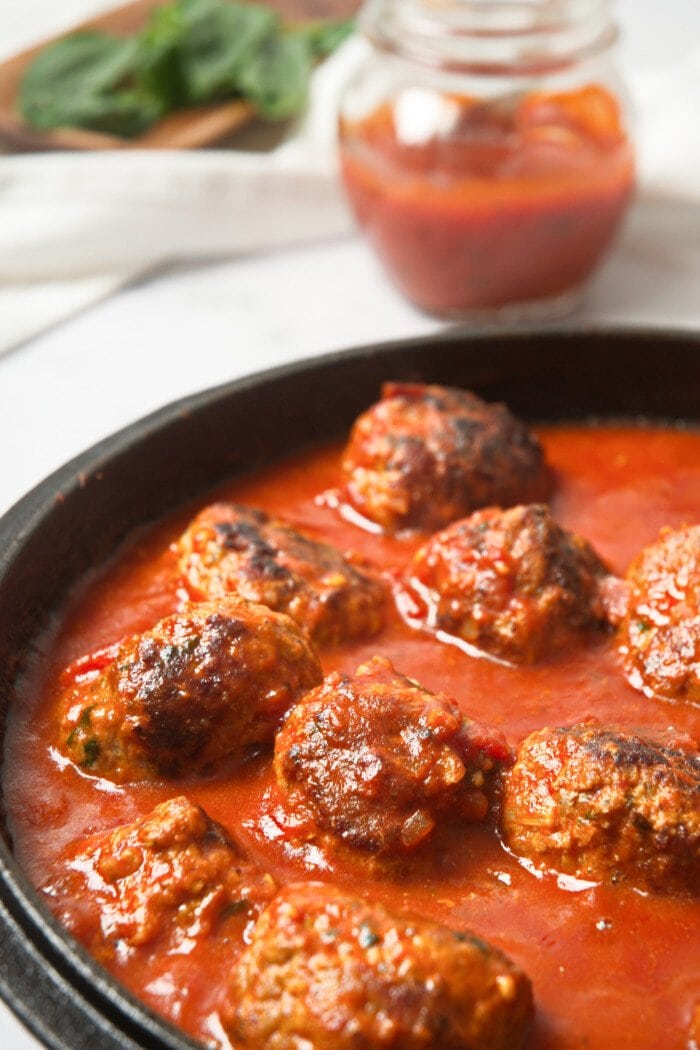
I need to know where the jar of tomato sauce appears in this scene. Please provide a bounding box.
[338,0,635,319]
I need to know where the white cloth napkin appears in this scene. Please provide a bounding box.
[0,34,364,353]
[1,9,699,355]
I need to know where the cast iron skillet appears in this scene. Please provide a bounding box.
[0,326,698,1049]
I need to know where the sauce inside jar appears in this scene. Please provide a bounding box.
[339,85,634,316]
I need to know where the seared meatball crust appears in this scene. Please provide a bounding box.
[500,723,700,894]
[58,596,322,782]
[621,525,700,704]
[226,882,533,1050]
[176,502,387,647]
[275,656,512,855]
[408,504,616,664]
[341,382,551,532]
[42,796,276,962]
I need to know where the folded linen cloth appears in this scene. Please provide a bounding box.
[1,2,699,355]
[0,30,364,353]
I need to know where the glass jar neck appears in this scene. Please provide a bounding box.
[360,0,618,76]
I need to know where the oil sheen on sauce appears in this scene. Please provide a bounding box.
[3,424,700,1050]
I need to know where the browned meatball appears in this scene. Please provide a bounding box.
[274,656,512,855]
[500,723,700,893]
[225,882,533,1050]
[58,596,322,782]
[621,525,700,704]
[341,382,551,532]
[408,504,615,663]
[41,796,276,962]
[176,502,387,647]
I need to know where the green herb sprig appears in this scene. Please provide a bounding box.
[19,0,354,137]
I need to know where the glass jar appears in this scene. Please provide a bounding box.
[338,0,635,320]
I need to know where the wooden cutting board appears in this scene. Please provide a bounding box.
[0,0,359,151]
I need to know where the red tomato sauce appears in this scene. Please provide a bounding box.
[3,424,700,1049]
[339,86,635,315]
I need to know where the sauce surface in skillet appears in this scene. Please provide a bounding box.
[4,422,700,1050]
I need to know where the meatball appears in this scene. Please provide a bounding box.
[408,504,615,663]
[176,502,387,647]
[58,596,322,782]
[500,723,700,893]
[341,382,551,532]
[621,525,700,704]
[41,796,277,961]
[225,882,533,1050]
[274,656,511,855]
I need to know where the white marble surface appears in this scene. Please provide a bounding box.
[1,1,700,1047]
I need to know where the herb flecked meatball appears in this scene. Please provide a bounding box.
[621,525,700,704]
[274,656,511,855]
[225,882,533,1050]
[500,723,700,894]
[341,382,551,532]
[42,797,277,962]
[407,504,616,663]
[58,596,322,782]
[176,502,387,647]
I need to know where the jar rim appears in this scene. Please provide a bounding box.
[361,0,618,76]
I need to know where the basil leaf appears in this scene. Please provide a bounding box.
[237,31,312,121]
[297,17,355,59]
[179,0,278,103]
[19,31,143,131]
[135,3,189,109]
[60,91,162,136]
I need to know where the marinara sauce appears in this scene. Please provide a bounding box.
[339,0,634,318]
[4,424,700,1050]
[339,86,634,316]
